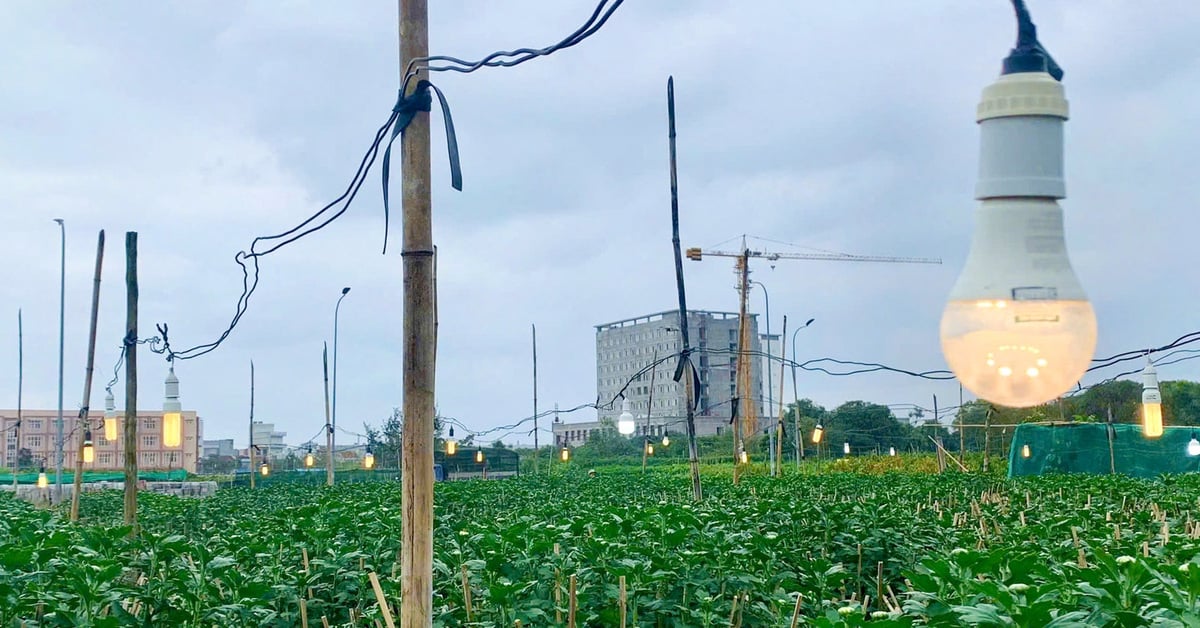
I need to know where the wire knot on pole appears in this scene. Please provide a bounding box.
[381,80,462,254]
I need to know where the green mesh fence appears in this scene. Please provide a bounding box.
[1008,423,1200,478]
[0,470,188,485]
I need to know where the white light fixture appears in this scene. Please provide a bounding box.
[1142,360,1163,438]
[940,1,1095,408]
[812,424,824,444]
[37,465,48,488]
[843,442,850,455]
[888,446,896,457]
[1188,434,1200,457]
[616,398,635,435]
[1021,444,1032,458]
[446,427,458,455]
[661,435,670,447]
[82,430,94,463]
[104,388,118,441]
[162,366,183,448]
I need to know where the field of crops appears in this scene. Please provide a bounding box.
[4,466,1200,626]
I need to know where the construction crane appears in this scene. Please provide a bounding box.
[686,235,941,476]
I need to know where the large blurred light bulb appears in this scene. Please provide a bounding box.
[940,2,1096,408]
[811,424,824,444]
[1188,435,1200,457]
[104,388,118,441]
[162,367,183,448]
[616,398,635,435]
[1142,361,1163,438]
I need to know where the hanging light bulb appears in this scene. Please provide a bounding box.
[661,434,670,447]
[1142,360,1163,438]
[888,446,896,457]
[363,448,376,470]
[812,424,824,444]
[446,427,458,455]
[475,448,484,464]
[82,430,95,463]
[560,447,570,462]
[738,450,748,465]
[304,446,315,468]
[646,443,655,456]
[260,462,270,476]
[843,442,851,455]
[104,388,118,441]
[1188,434,1200,457]
[1021,444,1031,459]
[162,366,183,448]
[37,465,48,488]
[617,398,635,435]
[939,2,1095,408]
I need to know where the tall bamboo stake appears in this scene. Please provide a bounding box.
[70,230,105,521]
[122,232,138,533]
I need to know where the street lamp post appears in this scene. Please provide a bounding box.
[750,280,774,475]
[790,318,815,469]
[331,287,350,469]
[52,218,65,504]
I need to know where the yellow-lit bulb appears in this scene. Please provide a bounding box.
[560,447,570,462]
[37,471,48,488]
[812,425,823,444]
[738,450,748,465]
[940,300,1096,408]
[305,452,315,468]
[1021,444,1031,459]
[83,442,94,463]
[446,440,458,456]
[104,418,118,441]
[475,450,484,464]
[1142,403,1163,439]
[363,453,375,469]
[260,463,270,476]
[646,444,654,456]
[661,435,670,447]
[162,411,182,448]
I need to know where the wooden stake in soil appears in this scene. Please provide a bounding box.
[299,599,309,628]
[876,561,884,609]
[857,543,863,600]
[790,594,803,628]
[70,230,105,522]
[122,232,139,533]
[568,574,577,628]
[619,575,627,627]
[461,563,473,621]
[367,572,396,628]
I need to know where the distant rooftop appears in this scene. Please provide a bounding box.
[595,309,756,332]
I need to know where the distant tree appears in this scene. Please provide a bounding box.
[491,439,508,449]
[1162,380,1200,426]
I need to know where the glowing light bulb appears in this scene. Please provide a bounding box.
[843,442,850,455]
[162,367,183,447]
[37,468,48,488]
[661,435,670,447]
[812,424,824,444]
[888,447,896,457]
[1142,361,1163,438]
[1021,444,1031,459]
[1188,436,1200,457]
[446,427,458,455]
[940,13,1096,409]
[363,451,375,469]
[104,389,118,441]
[738,450,748,465]
[616,398,635,435]
[560,447,570,462]
[646,443,655,456]
[305,451,315,468]
[82,431,94,463]
[260,463,270,476]
[475,449,484,464]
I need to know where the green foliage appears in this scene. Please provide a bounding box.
[4,468,1200,625]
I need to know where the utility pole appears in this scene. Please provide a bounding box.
[775,316,787,476]
[122,232,138,532]
[53,218,66,504]
[732,247,752,483]
[249,360,256,489]
[642,350,658,474]
[70,230,104,521]
[958,385,965,456]
[14,309,23,491]
[323,343,334,486]
[398,0,436,624]
[666,77,702,502]
[532,324,538,473]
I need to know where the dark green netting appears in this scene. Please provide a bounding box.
[1008,423,1200,478]
[0,470,188,485]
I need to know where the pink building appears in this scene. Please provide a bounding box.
[1,409,203,473]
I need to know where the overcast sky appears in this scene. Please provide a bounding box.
[2,1,1198,448]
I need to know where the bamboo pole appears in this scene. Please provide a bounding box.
[461,563,473,621]
[122,233,138,533]
[619,575,627,627]
[368,572,396,628]
[790,594,803,628]
[776,316,787,475]
[568,574,577,628]
[70,230,105,521]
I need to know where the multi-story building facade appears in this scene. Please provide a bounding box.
[250,421,288,459]
[0,409,203,473]
[554,310,763,447]
[202,438,236,459]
